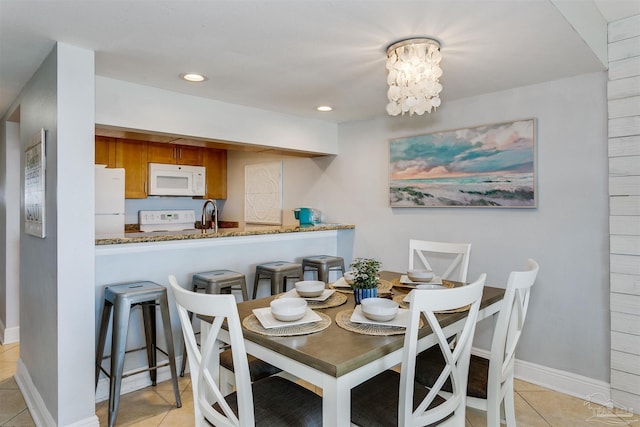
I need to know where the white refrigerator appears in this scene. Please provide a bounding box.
[95,165,125,238]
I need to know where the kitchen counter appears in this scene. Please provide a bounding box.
[95,220,354,400]
[96,223,355,245]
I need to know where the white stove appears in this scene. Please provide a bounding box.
[138,210,197,232]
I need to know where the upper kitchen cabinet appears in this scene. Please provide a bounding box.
[148,142,204,166]
[203,148,227,199]
[115,139,148,198]
[95,136,116,167]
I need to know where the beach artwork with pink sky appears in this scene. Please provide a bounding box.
[389,119,536,207]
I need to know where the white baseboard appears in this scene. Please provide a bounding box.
[472,347,612,407]
[15,358,100,427]
[15,358,58,427]
[0,319,19,344]
[95,356,184,402]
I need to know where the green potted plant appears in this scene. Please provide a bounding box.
[350,257,382,304]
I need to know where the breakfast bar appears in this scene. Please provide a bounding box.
[94,223,354,401]
[96,223,355,246]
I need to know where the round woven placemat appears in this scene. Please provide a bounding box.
[330,279,394,295]
[274,292,347,309]
[392,294,470,314]
[335,309,423,336]
[242,311,332,337]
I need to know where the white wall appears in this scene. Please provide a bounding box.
[319,72,610,383]
[95,76,339,155]
[7,43,98,426]
[0,120,20,343]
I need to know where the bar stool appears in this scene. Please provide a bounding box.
[252,261,303,299]
[179,269,249,376]
[302,255,346,283]
[96,281,182,427]
[193,269,249,301]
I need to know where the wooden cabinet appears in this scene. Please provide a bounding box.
[96,136,226,200]
[115,139,148,198]
[203,148,227,199]
[95,136,116,167]
[148,142,203,166]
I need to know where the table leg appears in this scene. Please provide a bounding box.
[322,377,351,427]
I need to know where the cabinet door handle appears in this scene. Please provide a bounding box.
[178,147,182,160]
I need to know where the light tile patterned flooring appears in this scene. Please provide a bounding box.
[0,342,638,426]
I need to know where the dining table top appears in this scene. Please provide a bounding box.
[205,270,505,379]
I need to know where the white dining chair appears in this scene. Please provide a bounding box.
[168,275,322,426]
[350,273,486,427]
[414,259,539,427]
[409,239,472,283]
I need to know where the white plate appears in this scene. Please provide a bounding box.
[332,277,352,288]
[350,305,411,328]
[402,286,447,305]
[253,307,323,329]
[400,274,442,286]
[282,288,336,301]
[416,283,447,290]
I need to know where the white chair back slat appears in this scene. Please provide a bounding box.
[409,240,472,282]
[485,259,539,426]
[399,273,486,426]
[168,275,255,427]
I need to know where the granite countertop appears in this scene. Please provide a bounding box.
[96,223,355,246]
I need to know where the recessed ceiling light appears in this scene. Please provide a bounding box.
[180,73,208,82]
[317,106,333,112]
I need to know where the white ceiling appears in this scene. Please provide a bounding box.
[1,0,639,123]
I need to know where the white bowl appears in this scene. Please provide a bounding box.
[343,271,355,284]
[361,298,399,322]
[295,280,325,297]
[270,298,308,322]
[407,269,435,282]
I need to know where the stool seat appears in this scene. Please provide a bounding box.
[192,269,249,301]
[96,281,181,427]
[104,280,167,303]
[253,261,303,299]
[302,255,345,283]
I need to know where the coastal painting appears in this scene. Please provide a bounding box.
[389,119,536,208]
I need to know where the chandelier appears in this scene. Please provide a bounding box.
[386,37,443,116]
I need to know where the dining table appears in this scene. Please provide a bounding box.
[200,270,505,427]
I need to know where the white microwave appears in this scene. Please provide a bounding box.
[148,163,206,196]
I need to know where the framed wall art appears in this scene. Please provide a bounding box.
[25,128,46,237]
[244,161,283,224]
[389,118,536,208]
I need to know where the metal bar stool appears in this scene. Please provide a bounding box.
[252,261,303,299]
[96,281,182,427]
[302,255,346,283]
[179,269,249,376]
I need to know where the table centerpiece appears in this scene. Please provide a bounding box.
[350,257,381,305]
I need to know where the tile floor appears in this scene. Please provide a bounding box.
[0,342,638,426]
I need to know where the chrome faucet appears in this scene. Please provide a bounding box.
[201,199,218,233]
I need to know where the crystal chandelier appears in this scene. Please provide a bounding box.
[386,38,443,116]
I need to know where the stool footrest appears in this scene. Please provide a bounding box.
[97,347,172,378]
[121,360,172,380]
